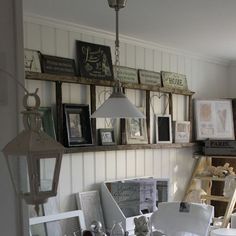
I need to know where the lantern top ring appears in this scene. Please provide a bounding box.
[23,88,40,110]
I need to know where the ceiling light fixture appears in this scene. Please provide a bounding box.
[91,0,145,118]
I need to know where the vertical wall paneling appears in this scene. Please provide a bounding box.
[71,153,84,194]
[136,150,145,177]
[41,25,56,55]
[144,149,153,176]
[95,152,106,184]
[24,16,229,214]
[55,29,69,57]
[116,150,126,179]
[105,151,116,180]
[126,150,136,178]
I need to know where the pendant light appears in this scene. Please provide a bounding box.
[2,86,64,215]
[91,0,145,119]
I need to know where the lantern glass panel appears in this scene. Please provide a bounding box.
[38,157,56,192]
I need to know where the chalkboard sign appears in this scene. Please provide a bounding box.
[76,40,114,80]
[155,114,172,143]
[41,54,76,76]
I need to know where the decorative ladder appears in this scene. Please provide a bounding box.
[183,155,236,228]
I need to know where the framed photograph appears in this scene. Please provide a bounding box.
[39,107,56,139]
[126,108,148,144]
[76,40,114,80]
[155,114,172,143]
[173,121,190,143]
[76,191,105,232]
[63,104,93,147]
[98,128,116,146]
[194,99,235,140]
[41,54,76,76]
[24,49,41,73]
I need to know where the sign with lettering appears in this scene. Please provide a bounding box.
[138,69,161,86]
[113,66,138,84]
[41,54,76,76]
[24,49,41,73]
[76,40,114,80]
[161,71,188,90]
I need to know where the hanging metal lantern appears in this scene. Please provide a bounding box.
[3,89,64,214]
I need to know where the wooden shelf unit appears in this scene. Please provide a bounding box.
[25,71,195,152]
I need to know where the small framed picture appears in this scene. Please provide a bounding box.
[155,114,172,143]
[63,104,93,147]
[98,128,116,146]
[173,121,190,143]
[126,107,148,144]
[24,49,41,72]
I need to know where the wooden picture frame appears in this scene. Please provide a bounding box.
[24,49,41,73]
[98,128,116,146]
[126,108,148,144]
[76,191,105,232]
[63,104,93,147]
[155,114,172,143]
[76,40,114,80]
[194,99,235,140]
[39,107,56,139]
[173,121,190,143]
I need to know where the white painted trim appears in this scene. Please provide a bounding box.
[23,13,229,66]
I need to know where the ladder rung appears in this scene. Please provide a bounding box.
[201,195,230,202]
[194,175,226,181]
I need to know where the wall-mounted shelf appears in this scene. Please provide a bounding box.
[25,71,195,153]
[64,142,197,153]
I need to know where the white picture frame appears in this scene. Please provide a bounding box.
[155,114,172,143]
[76,190,105,231]
[194,99,235,140]
[174,121,191,143]
[126,107,148,144]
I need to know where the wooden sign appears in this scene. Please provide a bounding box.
[24,49,41,73]
[41,54,76,76]
[113,65,138,84]
[161,71,188,90]
[138,69,161,86]
[76,40,114,80]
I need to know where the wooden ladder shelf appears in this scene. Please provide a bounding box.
[183,155,236,228]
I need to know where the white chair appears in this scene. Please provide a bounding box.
[150,202,214,236]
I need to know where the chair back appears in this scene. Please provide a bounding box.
[150,202,214,236]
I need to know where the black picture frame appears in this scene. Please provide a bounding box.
[63,104,93,147]
[76,40,114,80]
[98,128,116,146]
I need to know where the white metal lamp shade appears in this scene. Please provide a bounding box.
[91,91,145,118]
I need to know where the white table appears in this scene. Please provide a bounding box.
[211,228,236,236]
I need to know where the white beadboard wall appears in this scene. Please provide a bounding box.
[23,14,229,213]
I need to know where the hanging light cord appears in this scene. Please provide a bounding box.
[0,68,30,94]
